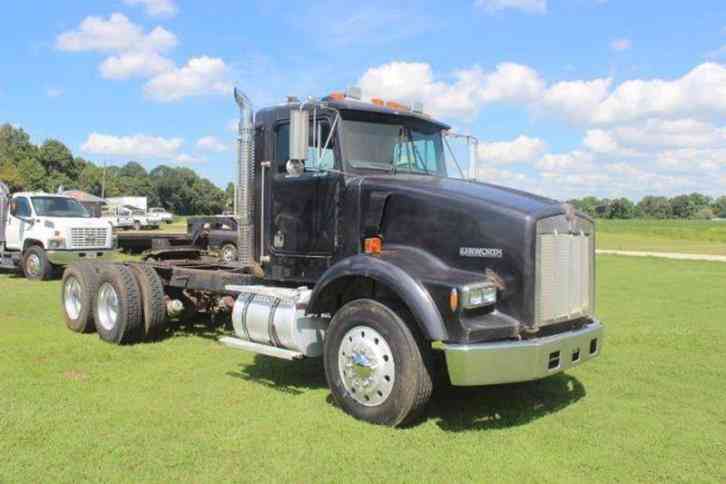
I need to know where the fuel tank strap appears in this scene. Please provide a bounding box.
[267,297,282,347]
[238,293,255,341]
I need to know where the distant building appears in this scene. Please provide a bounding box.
[63,190,105,217]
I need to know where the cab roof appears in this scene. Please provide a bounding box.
[256,98,450,130]
[13,192,69,198]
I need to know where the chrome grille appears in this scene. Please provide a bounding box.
[70,227,108,249]
[535,215,594,326]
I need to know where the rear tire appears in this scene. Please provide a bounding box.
[324,299,434,427]
[22,246,53,281]
[128,264,167,340]
[93,264,143,345]
[61,262,99,333]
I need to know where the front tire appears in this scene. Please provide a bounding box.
[133,221,142,231]
[220,243,238,263]
[324,299,433,427]
[22,246,53,280]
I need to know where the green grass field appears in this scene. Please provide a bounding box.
[596,219,726,255]
[1,255,725,482]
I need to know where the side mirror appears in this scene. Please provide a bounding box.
[289,109,309,162]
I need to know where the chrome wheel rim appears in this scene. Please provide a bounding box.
[26,254,41,277]
[63,276,83,320]
[96,282,120,331]
[222,246,236,262]
[338,325,395,407]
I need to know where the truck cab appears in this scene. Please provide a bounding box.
[0,188,115,279]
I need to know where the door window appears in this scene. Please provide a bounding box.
[11,197,32,217]
[274,119,337,173]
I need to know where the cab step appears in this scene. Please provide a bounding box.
[218,336,304,360]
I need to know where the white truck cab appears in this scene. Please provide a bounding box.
[0,185,115,280]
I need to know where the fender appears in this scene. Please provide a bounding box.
[307,253,448,341]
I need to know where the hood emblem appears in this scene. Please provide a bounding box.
[460,247,503,259]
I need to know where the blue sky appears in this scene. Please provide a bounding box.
[1,0,725,200]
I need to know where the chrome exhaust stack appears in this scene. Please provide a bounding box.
[234,88,257,268]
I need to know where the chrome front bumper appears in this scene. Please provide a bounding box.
[441,320,604,386]
[47,249,117,265]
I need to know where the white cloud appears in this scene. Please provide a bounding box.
[358,61,726,129]
[610,38,632,51]
[81,133,183,158]
[535,150,595,172]
[196,136,228,153]
[583,129,619,153]
[56,14,177,80]
[591,63,726,124]
[358,61,543,118]
[57,14,233,102]
[539,78,612,123]
[174,153,207,164]
[99,50,174,79]
[46,87,63,98]
[475,0,547,14]
[476,135,547,164]
[144,56,232,102]
[55,13,176,53]
[123,0,178,17]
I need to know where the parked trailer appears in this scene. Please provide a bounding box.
[116,216,238,262]
[59,88,604,426]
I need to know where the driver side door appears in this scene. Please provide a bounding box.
[6,197,32,250]
[267,119,341,281]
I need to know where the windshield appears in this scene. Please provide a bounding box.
[123,205,145,215]
[31,197,90,218]
[340,119,446,176]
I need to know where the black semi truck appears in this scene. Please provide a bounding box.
[59,88,603,426]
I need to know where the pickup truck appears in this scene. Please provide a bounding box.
[101,206,134,230]
[0,185,115,279]
[148,207,174,224]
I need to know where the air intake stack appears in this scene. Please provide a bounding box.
[234,88,256,268]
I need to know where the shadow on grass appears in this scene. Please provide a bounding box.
[226,355,327,395]
[429,373,586,432]
[223,349,585,431]
[165,316,585,431]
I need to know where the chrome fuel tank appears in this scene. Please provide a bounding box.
[229,286,327,357]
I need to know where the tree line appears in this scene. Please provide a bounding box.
[569,193,726,220]
[0,123,231,215]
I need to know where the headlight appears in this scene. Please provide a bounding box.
[460,282,497,309]
[44,220,55,229]
[48,238,65,249]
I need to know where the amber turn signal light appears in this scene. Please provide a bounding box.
[449,288,459,312]
[363,237,382,255]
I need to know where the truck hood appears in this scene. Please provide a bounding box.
[356,174,572,327]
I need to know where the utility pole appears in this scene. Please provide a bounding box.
[101,161,107,199]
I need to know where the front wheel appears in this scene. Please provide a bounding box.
[22,246,53,280]
[220,243,238,263]
[324,299,433,427]
[133,221,142,231]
